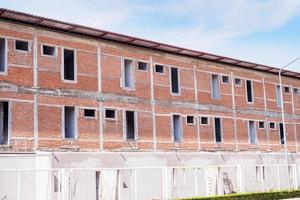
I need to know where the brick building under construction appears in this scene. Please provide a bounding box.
[0,8,300,200]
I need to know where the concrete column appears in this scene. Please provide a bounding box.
[33,35,39,149]
[230,72,238,151]
[35,152,52,200]
[290,83,298,152]
[150,57,157,151]
[262,78,271,151]
[97,47,104,151]
[194,65,201,150]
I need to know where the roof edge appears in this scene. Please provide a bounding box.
[0,8,299,79]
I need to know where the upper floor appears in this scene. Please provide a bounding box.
[0,19,299,116]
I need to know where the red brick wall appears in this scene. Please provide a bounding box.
[0,21,299,153]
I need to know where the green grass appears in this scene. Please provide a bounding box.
[181,190,300,200]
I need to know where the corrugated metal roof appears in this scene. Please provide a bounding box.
[0,8,299,79]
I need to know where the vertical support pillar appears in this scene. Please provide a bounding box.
[58,169,61,200]
[150,57,157,151]
[33,35,39,150]
[194,168,198,196]
[262,78,271,151]
[277,166,281,190]
[290,83,298,152]
[260,166,264,192]
[134,169,138,200]
[230,72,238,151]
[194,65,201,150]
[293,164,298,189]
[17,170,21,200]
[97,47,104,151]
[161,167,169,200]
[237,165,243,193]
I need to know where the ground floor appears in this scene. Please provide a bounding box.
[0,152,300,200]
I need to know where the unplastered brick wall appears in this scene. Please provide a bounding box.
[0,20,300,152]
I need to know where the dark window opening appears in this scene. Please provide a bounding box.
[0,38,6,72]
[249,121,256,144]
[214,118,222,143]
[171,67,179,94]
[285,86,290,93]
[43,45,56,56]
[246,80,253,103]
[235,78,241,86]
[200,117,208,125]
[155,64,164,73]
[96,171,100,200]
[258,121,265,129]
[105,109,116,119]
[0,101,8,145]
[15,40,29,51]
[125,111,135,140]
[186,116,194,124]
[173,115,182,142]
[123,59,134,88]
[63,49,75,81]
[269,122,276,130]
[279,123,285,144]
[53,174,59,193]
[64,106,75,139]
[211,74,220,99]
[222,76,229,84]
[84,109,95,118]
[138,61,148,71]
[276,85,282,107]
[294,88,299,95]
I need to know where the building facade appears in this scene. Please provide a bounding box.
[0,9,299,153]
[1,9,300,200]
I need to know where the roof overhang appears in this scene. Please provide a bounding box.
[0,8,299,79]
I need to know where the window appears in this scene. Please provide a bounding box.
[123,59,134,88]
[84,109,96,118]
[186,116,194,125]
[155,64,164,73]
[125,111,136,140]
[15,40,29,51]
[246,80,253,103]
[138,61,148,71]
[200,117,209,125]
[285,86,290,93]
[258,121,265,129]
[214,118,222,143]
[276,85,282,107]
[211,74,220,99]
[42,45,56,56]
[64,106,76,139]
[294,88,299,95]
[235,78,241,86]
[248,121,257,144]
[63,49,75,81]
[105,109,116,119]
[222,76,229,84]
[269,122,276,130]
[279,123,285,144]
[172,115,182,142]
[171,67,180,94]
[0,38,6,72]
[0,101,9,145]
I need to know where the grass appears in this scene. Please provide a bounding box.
[180,189,300,200]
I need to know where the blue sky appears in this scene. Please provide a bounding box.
[1,0,300,72]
